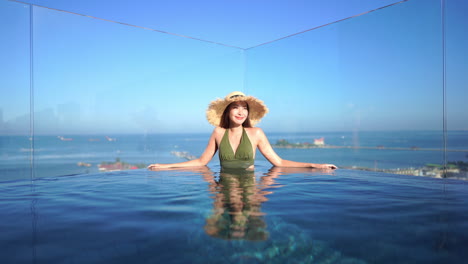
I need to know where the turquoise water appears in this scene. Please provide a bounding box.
[1,162,467,263]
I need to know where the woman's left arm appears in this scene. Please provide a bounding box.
[256,128,337,169]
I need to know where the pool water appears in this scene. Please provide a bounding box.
[1,163,467,264]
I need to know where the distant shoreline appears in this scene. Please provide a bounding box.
[273,144,468,152]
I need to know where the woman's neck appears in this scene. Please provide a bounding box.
[228,125,243,133]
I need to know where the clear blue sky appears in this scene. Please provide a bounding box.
[0,0,467,135]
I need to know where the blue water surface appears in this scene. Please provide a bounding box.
[0,163,467,264]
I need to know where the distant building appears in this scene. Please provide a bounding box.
[314,137,325,146]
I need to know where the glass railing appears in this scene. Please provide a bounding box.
[446,0,468,180]
[246,0,467,180]
[1,0,467,182]
[0,0,32,180]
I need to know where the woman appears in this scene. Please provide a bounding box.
[148,91,337,170]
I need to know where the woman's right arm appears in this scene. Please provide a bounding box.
[147,129,218,170]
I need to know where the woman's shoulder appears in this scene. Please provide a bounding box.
[245,127,265,137]
[245,127,263,132]
[213,127,226,136]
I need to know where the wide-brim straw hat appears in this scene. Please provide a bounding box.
[206,91,269,126]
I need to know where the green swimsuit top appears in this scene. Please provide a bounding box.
[219,128,254,169]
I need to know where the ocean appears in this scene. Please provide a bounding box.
[1,130,467,181]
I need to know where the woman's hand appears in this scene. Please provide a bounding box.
[317,164,338,170]
[147,163,167,170]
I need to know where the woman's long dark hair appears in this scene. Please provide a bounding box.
[219,102,252,128]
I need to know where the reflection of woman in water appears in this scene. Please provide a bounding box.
[202,166,325,241]
[148,91,337,170]
[204,169,269,241]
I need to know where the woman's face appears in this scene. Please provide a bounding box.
[228,101,249,126]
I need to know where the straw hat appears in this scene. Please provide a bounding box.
[206,91,269,126]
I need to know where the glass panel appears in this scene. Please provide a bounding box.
[32,6,244,178]
[446,0,468,180]
[246,0,446,177]
[0,1,31,181]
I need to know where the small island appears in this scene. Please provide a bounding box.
[273,138,325,149]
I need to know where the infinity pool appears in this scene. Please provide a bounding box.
[1,163,467,263]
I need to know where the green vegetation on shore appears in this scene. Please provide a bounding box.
[273,139,322,148]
